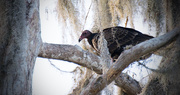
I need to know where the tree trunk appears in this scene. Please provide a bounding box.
[141,32,180,95]
[0,0,41,95]
[141,0,180,94]
[79,27,180,95]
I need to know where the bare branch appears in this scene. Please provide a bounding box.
[48,59,74,73]
[79,27,180,95]
[137,61,163,73]
[38,44,102,74]
[115,73,142,95]
[38,43,142,94]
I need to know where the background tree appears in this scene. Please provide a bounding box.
[0,0,41,95]
[0,0,179,95]
[55,0,180,94]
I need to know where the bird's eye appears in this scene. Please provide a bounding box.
[83,32,87,35]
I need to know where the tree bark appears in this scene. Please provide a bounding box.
[141,30,180,95]
[38,43,142,94]
[79,26,180,95]
[0,0,41,95]
[38,44,103,74]
[115,73,142,95]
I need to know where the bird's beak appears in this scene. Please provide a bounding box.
[78,38,82,42]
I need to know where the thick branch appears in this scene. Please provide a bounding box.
[38,44,102,74]
[115,73,141,95]
[80,27,180,95]
[38,44,142,94]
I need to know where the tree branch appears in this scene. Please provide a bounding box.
[38,44,102,74]
[115,73,141,95]
[79,26,180,95]
[38,43,142,94]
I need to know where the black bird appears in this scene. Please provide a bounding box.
[79,26,154,60]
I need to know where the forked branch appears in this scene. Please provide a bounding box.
[79,26,180,95]
[38,42,142,94]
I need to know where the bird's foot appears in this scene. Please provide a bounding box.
[123,45,133,50]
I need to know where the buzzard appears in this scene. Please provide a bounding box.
[79,26,154,60]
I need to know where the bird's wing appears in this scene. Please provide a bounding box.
[92,33,100,52]
[103,27,138,52]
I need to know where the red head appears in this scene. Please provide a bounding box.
[78,30,92,42]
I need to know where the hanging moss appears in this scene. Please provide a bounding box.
[108,0,134,27]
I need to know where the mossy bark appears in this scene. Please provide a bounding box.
[0,0,41,94]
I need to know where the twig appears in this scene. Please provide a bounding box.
[137,61,167,73]
[125,16,128,27]
[82,1,93,31]
[48,59,74,73]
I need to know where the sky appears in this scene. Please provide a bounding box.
[33,0,162,95]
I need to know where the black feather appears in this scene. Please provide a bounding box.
[84,26,154,60]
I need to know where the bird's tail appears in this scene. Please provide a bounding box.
[135,33,154,43]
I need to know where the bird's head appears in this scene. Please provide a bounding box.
[78,30,92,42]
